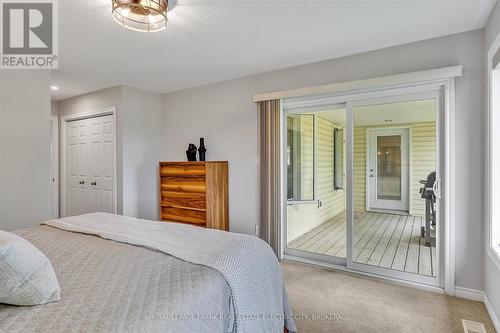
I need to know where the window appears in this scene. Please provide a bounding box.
[333,128,344,190]
[287,114,314,201]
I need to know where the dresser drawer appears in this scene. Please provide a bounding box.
[160,163,206,176]
[162,191,206,210]
[162,206,206,225]
[161,175,206,193]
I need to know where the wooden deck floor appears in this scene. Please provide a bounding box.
[287,212,436,277]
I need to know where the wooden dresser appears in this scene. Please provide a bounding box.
[159,161,229,231]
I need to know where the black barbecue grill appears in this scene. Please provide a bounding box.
[419,171,436,247]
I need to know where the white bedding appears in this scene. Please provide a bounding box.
[44,213,296,333]
[0,230,60,306]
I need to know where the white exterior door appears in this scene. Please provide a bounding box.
[66,115,115,216]
[367,128,409,211]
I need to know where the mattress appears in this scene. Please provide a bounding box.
[0,226,232,333]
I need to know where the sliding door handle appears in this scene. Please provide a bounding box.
[432,179,442,199]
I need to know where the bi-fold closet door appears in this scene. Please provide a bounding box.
[66,115,115,216]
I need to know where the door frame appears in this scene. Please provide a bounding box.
[60,107,117,217]
[50,116,59,219]
[280,70,457,295]
[366,127,410,212]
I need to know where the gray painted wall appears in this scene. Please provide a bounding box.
[57,86,162,220]
[121,86,162,220]
[162,29,485,290]
[51,100,58,117]
[484,2,500,326]
[0,70,51,231]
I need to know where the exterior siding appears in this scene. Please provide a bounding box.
[354,126,367,213]
[409,122,436,216]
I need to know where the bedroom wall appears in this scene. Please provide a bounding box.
[483,2,500,328]
[162,29,484,291]
[57,86,162,220]
[51,100,59,117]
[121,86,162,220]
[0,71,52,230]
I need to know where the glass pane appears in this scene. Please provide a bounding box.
[286,106,347,259]
[287,114,314,201]
[376,135,401,200]
[352,98,438,278]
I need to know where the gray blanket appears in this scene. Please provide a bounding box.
[44,213,296,333]
[0,225,232,332]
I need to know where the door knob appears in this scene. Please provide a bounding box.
[79,180,84,185]
[91,181,97,186]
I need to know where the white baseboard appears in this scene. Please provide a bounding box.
[455,286,500,332]
[484,293,500,333]
[455,286,484,302]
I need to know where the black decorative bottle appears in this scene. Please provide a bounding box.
[186,144,197,161]
[198,138,207,161]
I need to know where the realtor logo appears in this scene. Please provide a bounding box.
[1,0,58,69]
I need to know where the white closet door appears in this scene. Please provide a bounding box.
[67,118,90,216]
[66,120,79,216]
[66,115,115,216]
[88,115,115,214]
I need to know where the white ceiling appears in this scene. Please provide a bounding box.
[314,99,436,126]
[51,0,496,100]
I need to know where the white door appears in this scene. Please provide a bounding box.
[367,128,409,211]
[66,115,115,216]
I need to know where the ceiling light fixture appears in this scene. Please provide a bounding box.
[112,0,168,32]
[50,86,59,91]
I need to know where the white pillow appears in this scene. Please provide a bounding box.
[0,230,61,306]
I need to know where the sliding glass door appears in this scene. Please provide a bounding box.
[348,93,442,286]
[283,89,444,287]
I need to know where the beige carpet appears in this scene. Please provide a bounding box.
[282,260,496,333]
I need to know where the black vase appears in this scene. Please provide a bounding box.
[198,138,207,161]
[186,143,197,161]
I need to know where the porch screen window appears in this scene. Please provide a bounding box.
[287,115,314,201]
[334,128,344,190]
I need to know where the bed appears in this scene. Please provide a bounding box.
[0,213,295,333]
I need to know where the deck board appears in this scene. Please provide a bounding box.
[391,215,414,271]
[378,215,406,268]
[405,216,421,274]
[367,214,400,266]
[356,214,393,263]
[418,217,432,276]
[288,212,436,277]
